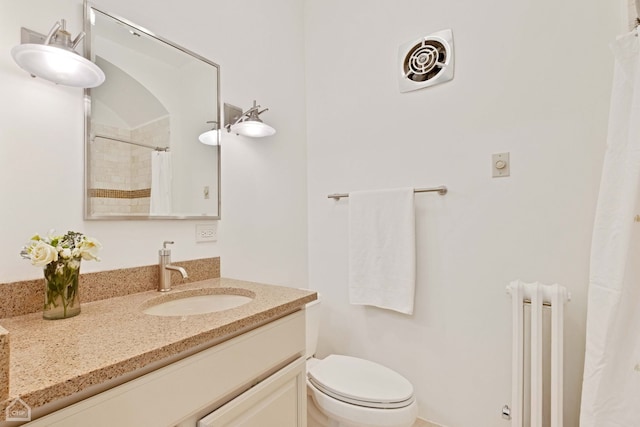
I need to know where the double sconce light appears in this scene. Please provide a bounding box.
[11,19,105,88]
[198,101,276,145]
[12,20,274,141]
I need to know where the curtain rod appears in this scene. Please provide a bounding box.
[92,134,169,152]
[327,186,447,200]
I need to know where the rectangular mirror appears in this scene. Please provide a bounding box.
[84,3,220,219]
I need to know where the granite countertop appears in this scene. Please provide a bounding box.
[0,278,316,420]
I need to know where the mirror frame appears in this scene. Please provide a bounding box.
[83,2,221,220]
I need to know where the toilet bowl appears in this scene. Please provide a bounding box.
[305,298,418,427]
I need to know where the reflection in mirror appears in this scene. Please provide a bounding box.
[84,4,220,219]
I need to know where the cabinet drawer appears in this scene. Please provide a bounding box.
[197,357,306,427]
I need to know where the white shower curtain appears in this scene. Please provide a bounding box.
[150,151,172,215]
[580,29,640,426]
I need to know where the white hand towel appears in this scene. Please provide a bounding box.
[348,187,416,315]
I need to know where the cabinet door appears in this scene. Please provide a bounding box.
[198,357,306,427]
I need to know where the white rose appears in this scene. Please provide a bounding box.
[29,241,58,266]
[60,248,72,259]
[79,237,102,261]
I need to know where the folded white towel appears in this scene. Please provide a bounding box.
[348,187,416,315]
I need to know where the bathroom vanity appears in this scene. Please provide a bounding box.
[0,278,315,426]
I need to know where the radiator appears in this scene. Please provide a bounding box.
[506,281,570,427]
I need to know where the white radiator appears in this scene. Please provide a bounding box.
[506,281,570,427]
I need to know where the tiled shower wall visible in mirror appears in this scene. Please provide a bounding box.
[89,117,169,215]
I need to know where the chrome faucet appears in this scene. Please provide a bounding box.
[158,241,188,292]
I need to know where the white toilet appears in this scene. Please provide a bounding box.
[305,298,418,427]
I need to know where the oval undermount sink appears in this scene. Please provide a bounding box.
[143,291,254,317]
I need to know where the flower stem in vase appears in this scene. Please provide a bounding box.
[43,258,81,320]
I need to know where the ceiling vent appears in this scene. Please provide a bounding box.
[398,29,454,93]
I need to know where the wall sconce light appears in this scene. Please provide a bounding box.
[198,121,219,146]
[11,19,105,88]
[224,100,276,138]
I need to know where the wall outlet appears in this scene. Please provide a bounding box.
[196,223,217,242]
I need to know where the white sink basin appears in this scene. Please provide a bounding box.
[143,292,253,317]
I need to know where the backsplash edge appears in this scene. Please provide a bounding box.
[0,257,220,318]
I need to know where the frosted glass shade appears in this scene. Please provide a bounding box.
[11,44,105,88]
[230,120,276,138]
[198,130,219,146]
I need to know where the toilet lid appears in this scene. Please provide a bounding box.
[308,355,414,409]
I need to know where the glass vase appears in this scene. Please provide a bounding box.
[43,258,82,320]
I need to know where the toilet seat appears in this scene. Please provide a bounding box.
[308,355,415,409]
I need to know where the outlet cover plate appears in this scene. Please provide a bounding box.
[196,223,217,242]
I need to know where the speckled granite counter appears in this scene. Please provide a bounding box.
[0,278,316,422]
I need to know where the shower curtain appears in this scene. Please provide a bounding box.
[150,151,172,215]
[580,29,640,426]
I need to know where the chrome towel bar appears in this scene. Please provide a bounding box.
[327,186,448,200]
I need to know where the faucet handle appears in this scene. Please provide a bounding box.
[160,241,174,256]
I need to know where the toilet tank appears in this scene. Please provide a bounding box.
[305,297,321,359]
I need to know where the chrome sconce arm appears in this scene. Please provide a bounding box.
[43,20,84,50]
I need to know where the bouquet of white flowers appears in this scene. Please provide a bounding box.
[21,231,101,319]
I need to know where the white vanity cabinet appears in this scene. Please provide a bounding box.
[25,311,307,427]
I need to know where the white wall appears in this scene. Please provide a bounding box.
[305,1,621,426]
[0,0,308,289]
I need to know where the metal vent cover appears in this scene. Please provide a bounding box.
[398,29,454,93]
